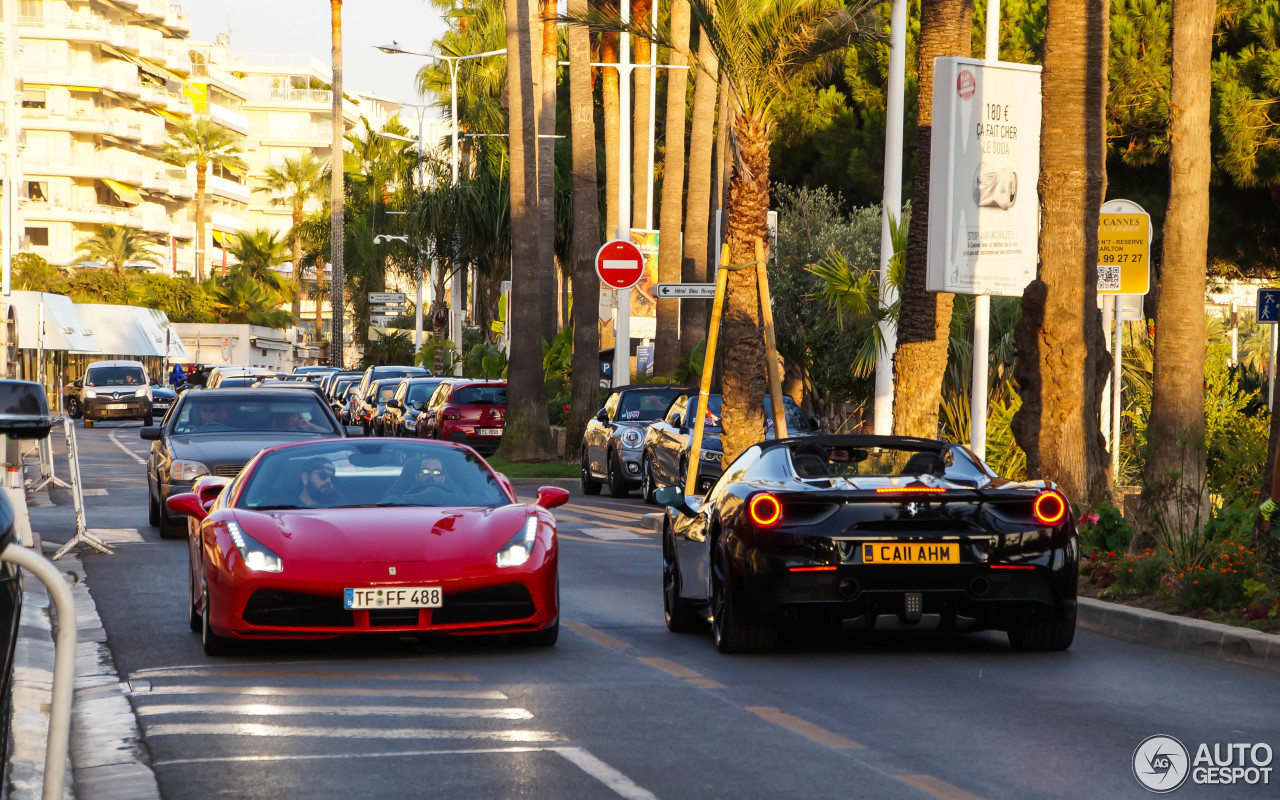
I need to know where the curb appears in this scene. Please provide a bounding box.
[1078,597,1280,672]
[7,547,161,800]
[641,513,663,533]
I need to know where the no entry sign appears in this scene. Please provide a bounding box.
[595,240,645,290]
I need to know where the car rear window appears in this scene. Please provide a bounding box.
[173,396,338,435]
[452,386,506,405]
[85,366,145,387]
[617,390,678,421]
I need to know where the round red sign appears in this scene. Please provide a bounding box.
[957,70,976,100]
[595,240,646,290]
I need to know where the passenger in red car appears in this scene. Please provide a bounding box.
[297,458,346,508]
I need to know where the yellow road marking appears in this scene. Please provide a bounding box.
[893,775,987,800]
[685,677,728,689]
[136,669,479,681]
[559,533,659,548]
[564,622,631,648]
[637,657,726,689]
[744,706,864,750]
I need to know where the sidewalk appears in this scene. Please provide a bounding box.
[7,513,160,800]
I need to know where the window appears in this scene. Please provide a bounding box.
[24,227,49,247]
[25,182,47,202]
[21,89,46,110]
[19,0,42,23]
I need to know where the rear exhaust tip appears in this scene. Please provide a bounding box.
[968,576,990,598]
[837,578,860,598]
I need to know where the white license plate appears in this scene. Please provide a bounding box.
[343,586,442,609]
[105,403,128,410]
[479,428,503,436]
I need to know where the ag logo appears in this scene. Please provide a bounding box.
[1133,735,1190,793]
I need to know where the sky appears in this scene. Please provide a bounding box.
[186,0,449,116]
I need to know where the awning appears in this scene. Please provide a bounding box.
[211,230,229,246]
[100,42,185,85]
[72,304,160,356]
[151,108,184,123]
[251,337,291,352]
[145,308,190,360]
[66,86,101,93]
[9,291,101,353]
[102,178,142,206]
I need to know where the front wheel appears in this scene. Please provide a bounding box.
[148,481,160,527]
[641,455,658,505]
[66,398,82,419]
[663,526,705,633]
[711,540,776,654]
[201,588,236,656]
[511,619,559,647]
[143,415,154,427]
[580,450,602,496]
[606,452,629,498]
[1007,609,1076,652]
[188,563,201,633]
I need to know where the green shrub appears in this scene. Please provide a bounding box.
[1079,503,1132,555]
[1171,537,1273,612]
[1101,549,1168,598]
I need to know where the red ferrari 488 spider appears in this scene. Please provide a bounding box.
[167,438,567,655]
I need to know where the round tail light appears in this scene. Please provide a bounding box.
[1033,491,1067,526]
[748,493,782,527]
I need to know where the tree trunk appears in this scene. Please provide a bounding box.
[600,15,620,236]
[719,114,771,465]
[890,0,971,438]
[536,0,558,345]
[1013,0,1111,506]
[654,0,690,377]
[314,261,326,340]
[631,0,653,229]
[291,205,303,320]
[567,0,602,459]
[194,163,207,283]
[499,0,553,461]
[431,263,449,372]
[680,27,717,361]
[329,0,345,368]
[1134,0,1212,552]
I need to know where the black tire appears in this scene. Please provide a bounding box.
[641,455,658,505]
[711,539,776,654]
[83,418,94,429]
[201,588,236,656]
[143,415,154,427]
[511,619,559,647]
[606,451,629,498]
[580,450,602,496]
[66,398,82,419]
[1007,609,1076,652]
[663,525,705,633]
[148,481,160,527]
[158,505,186,540]
[188,564,201,633]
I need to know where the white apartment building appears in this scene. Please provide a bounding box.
[16,0,196,270]
[1,0,22,285]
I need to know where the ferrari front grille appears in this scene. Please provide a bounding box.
[431,584,535,625]
[243,590,353,627]
[214,463,245,478]
[369,609,421,627]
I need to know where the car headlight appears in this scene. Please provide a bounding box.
[170,460,210,481]
[496,515,540,568]
[227,521,283,573]
[134,387,149,398]
[620,429,643,448]
[83,389,97,399]
[700,449,721,463]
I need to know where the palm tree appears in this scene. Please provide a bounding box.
[73,225,163,275]
[537,0,559,342]
[654,0,691,376]
[330,0,346,368]
[206,273,295,329]
[890,0,971,438]
[566,0,603,459]
[226,229,294,305]
[255,152,329,318]
[500,0,554,460]
[163,118,246,283]
[1134,0,1213,550]
[573,0,882,462]
[680,24,718,360]
[1012,0,1112,507]
[600,1,621,235]
[631,0,653,229]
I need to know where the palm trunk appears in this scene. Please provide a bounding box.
[291,205,303,320]
[631,0,653,229]
[1013,0,1111,506]
[431,264,450,372]
[600,16,620,236]
[719,113,771,464]
[890,0,971,438]
[194,163,207,283]
[499,0,553,460]
[654,0,691,377]
[680,27,717,361]
[567,0,602,458]
[313,262,326,340]
[329,0,346,368]
[537,0,559,344]
[1134,0,1211,551]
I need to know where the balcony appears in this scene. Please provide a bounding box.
[173,221,195,240]
[139,83,168,108]
[262,86,333,105]
[165,4,191,34]
[165,91,193,116]
[20,12,109,44]
[209,103,250,135]
[108,26,140,53]
[140,213,171,237]
[207,175,250,204]
[21,201,131,227]
[163,41,192,75]
[260,123,332,146]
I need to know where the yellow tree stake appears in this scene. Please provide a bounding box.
[685,244,731,497]
[756,236,788,439]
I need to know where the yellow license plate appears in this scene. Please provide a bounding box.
[862,542,960,565]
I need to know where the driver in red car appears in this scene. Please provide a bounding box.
[297,458,347,508]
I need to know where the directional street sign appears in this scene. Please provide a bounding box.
[370,315,397,327]
[654,283,716,299]
[368,292,406,304]
[595,239,645,290]
[1258,289,1280,324]
[369,305,406,315]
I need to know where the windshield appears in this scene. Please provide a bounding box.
[453,385,506,405]
[617,390,681,421]
[238,441,510,510]
[86,366,145,387]
[407,382,442,403]
[173,396,339,436]
[694,395,810,433]
[372,382,398,402]
[786,442,966,480]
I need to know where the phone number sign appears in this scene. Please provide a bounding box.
[1097,203,1151,296]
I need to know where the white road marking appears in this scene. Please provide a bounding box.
[142,723,559,742]
[554,747,661,800]
[135,704,533,720]
[107,429,147,465]
[131,684,507,700]
[81,488,108,496]
[577,527,645,541]
[86,528,145,544]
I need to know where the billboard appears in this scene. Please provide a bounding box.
[927,58,1043,296]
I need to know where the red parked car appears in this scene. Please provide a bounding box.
[168,438,566,655]
[417,380,506,455]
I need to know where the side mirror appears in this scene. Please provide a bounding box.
[345,425,364,437]
[654,486,701,516]
[387,399,401,409]
[0,380,53,440]
[140,426,162,441]
[73,379,83,388]
[494,472,515,498]
[194,476,230,507]
[672,415,684,429]
[165,492,207,521]
[536,486,570,510]
[596,409,608,423]
[808,415,820,430]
